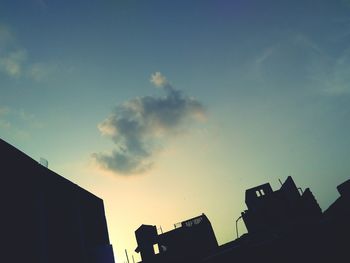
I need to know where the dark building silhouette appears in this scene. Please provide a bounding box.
[134,176,350,263]
[135,214,218,263]
[242,176,322,235]
[1,138,115,263]
[204,177,350,263]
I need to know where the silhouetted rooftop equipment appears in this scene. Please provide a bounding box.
[39,157,48,168]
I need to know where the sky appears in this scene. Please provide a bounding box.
[1,0,350,262]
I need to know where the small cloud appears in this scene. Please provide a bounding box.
[0,25,26,78]
[255,47,275,66]
[93,72,206,175]
[0,106,43,140]
[27,62,51,82]
[0,24,54,81]
[0,49,27,78]
[150,71,169,87]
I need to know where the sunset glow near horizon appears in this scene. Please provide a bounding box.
[1,1,350,262]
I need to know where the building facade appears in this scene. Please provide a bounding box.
[1,138,115,263]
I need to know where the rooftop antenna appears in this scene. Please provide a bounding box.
[298,187,304,195]
[125,249,130,263]
[235,215,243,239]
[39,157,48,168]
[278,178,283,186]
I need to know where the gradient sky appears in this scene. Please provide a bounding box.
[1,0,350,262]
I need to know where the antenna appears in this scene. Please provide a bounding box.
[278,178,283,186]
[125,249,130,263]
[235,215,243,239]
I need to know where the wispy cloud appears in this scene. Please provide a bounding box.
[317,48,350,95]
[0,24,14,46]
[0,25,25,78]
[299,34,350,95]
[0,106,11,129]
[0,106,43,140]
[27,62,52,82]
[0,24,53,81]
[0,49,27,78]
[252,32,350,95]
[93,72,206,175]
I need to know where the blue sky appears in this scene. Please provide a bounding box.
[1,1,350,262]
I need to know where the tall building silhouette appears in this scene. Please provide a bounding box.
[1,138,115,263]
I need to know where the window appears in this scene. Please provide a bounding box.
[256,189,265,197]
[153,244,160,254]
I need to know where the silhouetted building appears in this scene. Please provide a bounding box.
[133,175,350,263]
[135,214,218,263]
[242,176,322,235]
[1,138,115,263]
[324,178,350,218]
[204,177,350,263]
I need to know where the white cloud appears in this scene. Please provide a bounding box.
[150,71,168,87]
[98,117,118,137]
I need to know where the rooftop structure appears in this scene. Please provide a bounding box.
[135,214,218,263]
[134,176,350,263]
[241,176,322,234]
